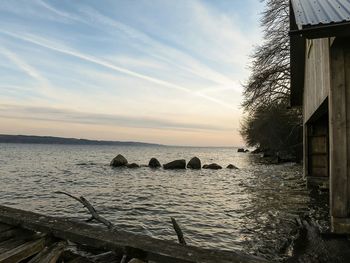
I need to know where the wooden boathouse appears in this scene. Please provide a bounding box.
[290,0,350,233]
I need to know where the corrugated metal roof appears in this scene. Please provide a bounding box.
[291,0,350,30]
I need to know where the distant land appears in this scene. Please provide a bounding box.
[0,134,163,147]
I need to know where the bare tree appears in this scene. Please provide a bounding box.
[241,0,302,156]
[242,0,290,109]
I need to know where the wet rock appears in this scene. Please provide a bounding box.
[187,157,201,169]
[227,164,239,169]
[202,163,222,170]
[128,259,146,263]
[110,154,128,167]
[163,159,186,170]
[251,148,262,154]
[237,148,245,153]
[127,163,140,168]
[148,158,161,168]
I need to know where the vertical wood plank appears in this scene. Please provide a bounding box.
[330,41,348,218]
[345,41,350,216]
[304,123,309,178]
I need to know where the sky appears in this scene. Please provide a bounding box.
[0,0,263,147]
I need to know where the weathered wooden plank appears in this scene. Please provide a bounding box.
[0,223,14,233]
[28,241,66,263]
[303,38,330,123]
[346,39,350,217]
[0,237,46,262]
[0,228,28,242]
[0,205,266,263]
[0,238,28,254]
[330,40,348,219]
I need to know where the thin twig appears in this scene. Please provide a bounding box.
[55,191,115,230]
[171,217,186,245]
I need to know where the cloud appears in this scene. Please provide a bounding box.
[0,46,56,98]
[0,29,236,109]
[0,104,231,132]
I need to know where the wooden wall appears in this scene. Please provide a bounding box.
[303,38,331,123]
[329,37,350,233]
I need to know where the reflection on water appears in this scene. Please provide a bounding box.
[0,144,329,261]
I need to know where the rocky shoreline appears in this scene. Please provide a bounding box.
[110,154,239,170]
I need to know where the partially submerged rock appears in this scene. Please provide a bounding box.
[128,259,146,263]
[203,163,222,170]
[163,159,186,170]
[187,157,201,169]
[227,164,239,169]
[110,154,128,167]
[127,163,140,168]
[148,158,161,168]
[237,148,245,153]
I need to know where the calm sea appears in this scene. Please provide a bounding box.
[0,143,328,260]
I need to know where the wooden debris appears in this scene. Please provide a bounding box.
[0,205,267,263]
[55,191,115,229]
[0,237,46,262]
[171,217,187,245]
[28,241,66,263]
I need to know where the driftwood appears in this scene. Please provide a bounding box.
[55,191,115,230]
[0,205,267,263]
[171,217,187,245]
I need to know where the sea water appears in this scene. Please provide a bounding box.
[0,143,328,260]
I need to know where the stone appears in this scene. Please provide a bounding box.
[127,163,140,168]
[110,154,128,167]
[128,259,146,263]
[202,163,222,170]
[251,148,262,154]
[187,157,201,169]
[237,148,245,153]
[148,158,161,168]
[227,164,239,169]
[163,159,186,170]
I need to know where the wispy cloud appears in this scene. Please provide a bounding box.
[0,104,231,132]
[0,46,55,98]
[0,29,235,109]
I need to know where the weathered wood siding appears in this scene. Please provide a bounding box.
[303,38,331,123]
[329,37,350,233]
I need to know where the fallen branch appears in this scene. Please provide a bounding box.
[55,191,115,230]
[171,217,186,245]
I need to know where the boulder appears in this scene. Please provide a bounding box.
[251,148,262,154]
[163,159,186,170]
[110,154,128,167]
[187,157,201,169]
[227,164,239,169]
[127,163,140,168]
[148,158,161,168]
[202,163,222,170]
[237,148,245,153]
[128,259,146,263]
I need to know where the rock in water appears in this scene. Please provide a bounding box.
[127,163,140,168]
[110,154,128,167]
[128,259,146,263]
[227,164,239,169]
[237,148,245,153]
[148,158,161,168]
[163,159,186,170]
[202,163,222,170]
[187,157,201,169]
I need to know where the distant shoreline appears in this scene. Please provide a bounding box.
[0,134,163,147]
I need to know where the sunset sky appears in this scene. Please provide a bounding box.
[0,0,263,147]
